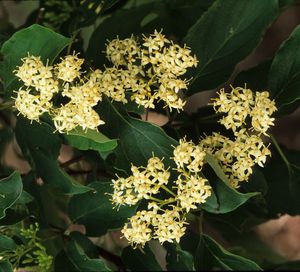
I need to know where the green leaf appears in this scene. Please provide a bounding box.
[165,244,194,271]
[64,128,117,153]
[69,232,99,259]
[15,190,34,205]
[97,98,177,172]
[184,0,278,94]
[268,25,300,115]
[205,154,230,185]
[0,209,28,226]
[195,234,262,271]
[234,60,272,91]
[0,171,22,219]
[15,117,90,195]
[122,244,162,271]
[0,24,70,98]
[263,147,300,215]
[202,154,259,213]
[0,234,16,252]
[55,240,110,272]
[0,261,13,272]
[69,181,136,236]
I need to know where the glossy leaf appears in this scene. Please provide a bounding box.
[55,240,110,271]
[122,244,162,271]
[69,181,136,236]
[264,147,300,215]
[15,190,34,205]
[0,172,22,219]
[64,128,117,153]
[165,244,194,271]
[234,60,272,91]
[202,154,259,213]
[0,24,70,97]
[0,261,13,272]
[15,117,90,195]
[97,98,177,173]
[184,0,278,94]
[268,25,300,115]
[195,234,262,271]
[0,234,16,252]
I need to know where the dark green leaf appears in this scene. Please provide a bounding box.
[0,24,70,98]
[264,147,300,215]
[0,209,28,226]
[268,25,300,115]
[69,232,99,259]
[184,0,278,94]
[0,234,16,252]
[15,190,34,205]
[122,244,162,271]
[15,117,90,195]
[205,154,230,185]
[195,234,262,271]
[69,181,136,236]
[97,98,177,173]
[55,240,110,272]
[165,244,194,271]
[0,128,13,157]
[279,0,297,9]
[77,0,122,27]
[0,261,13,272]
[202,154,259,213]
[242,168,268,196]
[64,128,117,153]
[0,171,22,219]
[234,60,272,91]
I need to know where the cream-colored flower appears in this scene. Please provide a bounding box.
[56,53,84,82]
[250,91,277,135]
[15,55,43,86]
[106,36,140,65]
[174,138,206,173]
[152,207,187,244]
[121,210,154,248]
[14,90,50,121]
[52,102,104,133]
[175,174,211,212]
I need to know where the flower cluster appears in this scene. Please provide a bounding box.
[14,30,197,132]
[199,131,271,188]
[111,157,170,207]
[204,86,277,187]
[105,30,198,110]
[112,87,276,247]
[112,152,211,248]
[14,53,104,133]
[212,86,277,136]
